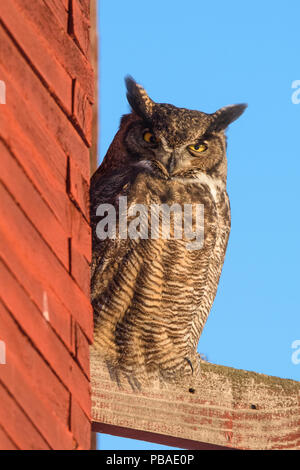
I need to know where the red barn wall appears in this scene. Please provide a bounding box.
[0,0,94,450]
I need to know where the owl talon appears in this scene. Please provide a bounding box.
[184,357,194,375]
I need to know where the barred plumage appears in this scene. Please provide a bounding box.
[91,77,246,385]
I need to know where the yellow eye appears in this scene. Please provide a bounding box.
[143,131,157,144]
[188,143,208,154]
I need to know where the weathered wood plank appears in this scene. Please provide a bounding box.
[0,259,91,418]
[0,141,69,270]
[43,0,69,31]
[0,382,50,450]
[69,0,91,57]
[13,0,94,101]
[0,26,90,181]
[0,427,18,451]
[91,349,300,450]
[0,305,74,450]
[0,184,93,342]
[0,0,73,114]
[92,423,232,450]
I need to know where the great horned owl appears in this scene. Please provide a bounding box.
[91,77,246,384]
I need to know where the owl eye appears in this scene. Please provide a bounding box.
[143,131,157,145]
[188,143,208,155]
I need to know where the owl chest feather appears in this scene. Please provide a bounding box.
[90,78,245,380]
[128,173,230,326]
[92,170,231,366]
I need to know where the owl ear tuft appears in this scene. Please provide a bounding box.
[125,76,154,120]
[210,103,247,132]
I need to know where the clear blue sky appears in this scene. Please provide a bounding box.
[96,0,300,450]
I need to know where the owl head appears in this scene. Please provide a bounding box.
[99,77,246,182]
[122,77,247,180]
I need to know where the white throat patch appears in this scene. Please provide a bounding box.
[175,173,225,200]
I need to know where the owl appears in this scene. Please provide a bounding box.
[91,77,246,385]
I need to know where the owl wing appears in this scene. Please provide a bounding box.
[91,165,159,370]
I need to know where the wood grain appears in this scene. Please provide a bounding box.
[91,349,300,450]
[0,0,94,448]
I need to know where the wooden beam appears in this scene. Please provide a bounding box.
[91,349,300,450]
[92,423,232,450]
[91,431,97,450]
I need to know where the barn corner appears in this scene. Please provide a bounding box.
[0,0,98,450]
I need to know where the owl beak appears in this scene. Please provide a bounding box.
[166,152,176,175]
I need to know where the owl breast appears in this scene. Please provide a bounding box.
[91,168,231,380]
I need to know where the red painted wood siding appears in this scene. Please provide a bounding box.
[0,0,94,450]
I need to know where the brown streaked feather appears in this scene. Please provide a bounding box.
[91,164,230,382]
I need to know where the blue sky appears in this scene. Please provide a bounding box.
[96,0,300,450]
